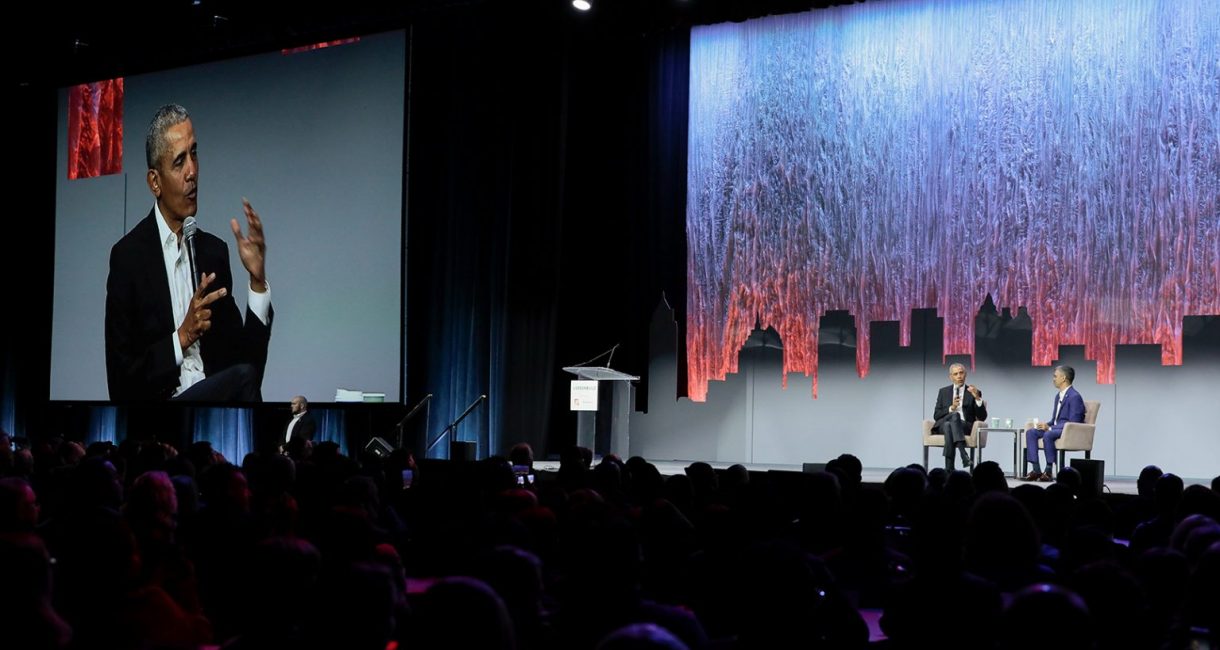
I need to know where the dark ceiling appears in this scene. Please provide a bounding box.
[11,0,860,88]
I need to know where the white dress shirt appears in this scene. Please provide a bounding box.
[153,204,271,395]
[951,384,984,417]
[1053,388,1068,423]
[285,412,304,443]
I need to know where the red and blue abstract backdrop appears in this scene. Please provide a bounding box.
[686,0,1219,400]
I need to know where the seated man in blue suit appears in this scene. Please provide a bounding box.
[1023,365,1086,481]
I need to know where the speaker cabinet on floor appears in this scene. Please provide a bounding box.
[1070,458,1104,499]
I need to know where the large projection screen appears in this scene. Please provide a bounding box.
[51,31,406,403]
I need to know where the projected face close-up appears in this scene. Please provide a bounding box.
[150,119,199,226]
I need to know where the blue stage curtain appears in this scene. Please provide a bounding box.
[193,407,254,465]
[85,406,122,446]
[406,9,566,460]
[0,348,15,437]
[315,409,348,456]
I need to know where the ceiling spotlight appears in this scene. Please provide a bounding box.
[572,0,591,10]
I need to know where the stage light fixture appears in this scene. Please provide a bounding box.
[572,0,592,11]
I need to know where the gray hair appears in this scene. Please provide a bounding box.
[145,104,191,170]
[1054,365,1076,383]
[949,362,967,373]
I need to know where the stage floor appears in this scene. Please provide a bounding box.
[535,459,1213,496]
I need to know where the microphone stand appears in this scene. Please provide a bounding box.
[395,393,432,449]
[426,394,487,457]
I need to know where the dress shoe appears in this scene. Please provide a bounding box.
[1022,471,1042,481]
[1038,471,1053,482]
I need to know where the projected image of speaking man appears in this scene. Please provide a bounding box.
[105,104,273,401]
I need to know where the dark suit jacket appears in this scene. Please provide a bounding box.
[105,211,273,400]
[1048,386,1086,434]
[932,384,988,433]
[287,411,317,442]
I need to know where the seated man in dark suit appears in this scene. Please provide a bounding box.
[105,104,273,401]
[932,363,987,471]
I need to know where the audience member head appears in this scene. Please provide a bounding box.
[926,466,947,491]
[684,461,717,498]
[68,455,124,512]
[944,468,975,501]
[309,440,339,462]
[1134,547,1190,636]
[738,541,868,648]
[171,474,199,519]
[235,536,321,637]
[413,576,515,650]
[1153,473,1185,515]
[476,545,544,645]
[972,460,1008,494]
[197,462,250,513]
[0,533,72,649]
[1183,541,1220,634]
[186,440,224,475]
[1137,465,1163,498]
[1000,584,1091,650]
[1068,561,1148,649]
[597,623,690,650]
[723,463,750,488]
[1055,466,1082,496]
[59,440,87,467]
[123,470,177,539]
[310,562,399,650]
[0,478,39,533]
[965,492,1042,589]
[558,446,592,491]
[884,466,926,520]
[481,456,518,494]
[509,443,534,469]
[1170,514,1220,565]
[594,457,625,492]
[826,454,863,496]
[1177,484,1220,523]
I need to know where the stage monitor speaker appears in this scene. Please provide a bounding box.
[803,462,828,474]
[364,436,394,458]
[450,441,477,462]
[1070,458,1104,499]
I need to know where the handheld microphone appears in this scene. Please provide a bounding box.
[182,216,200,294]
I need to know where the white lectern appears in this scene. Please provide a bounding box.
[562,366,638,457]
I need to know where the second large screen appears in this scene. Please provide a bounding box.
[685,0,1220,401]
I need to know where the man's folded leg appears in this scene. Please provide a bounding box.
[173,364,261,402]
